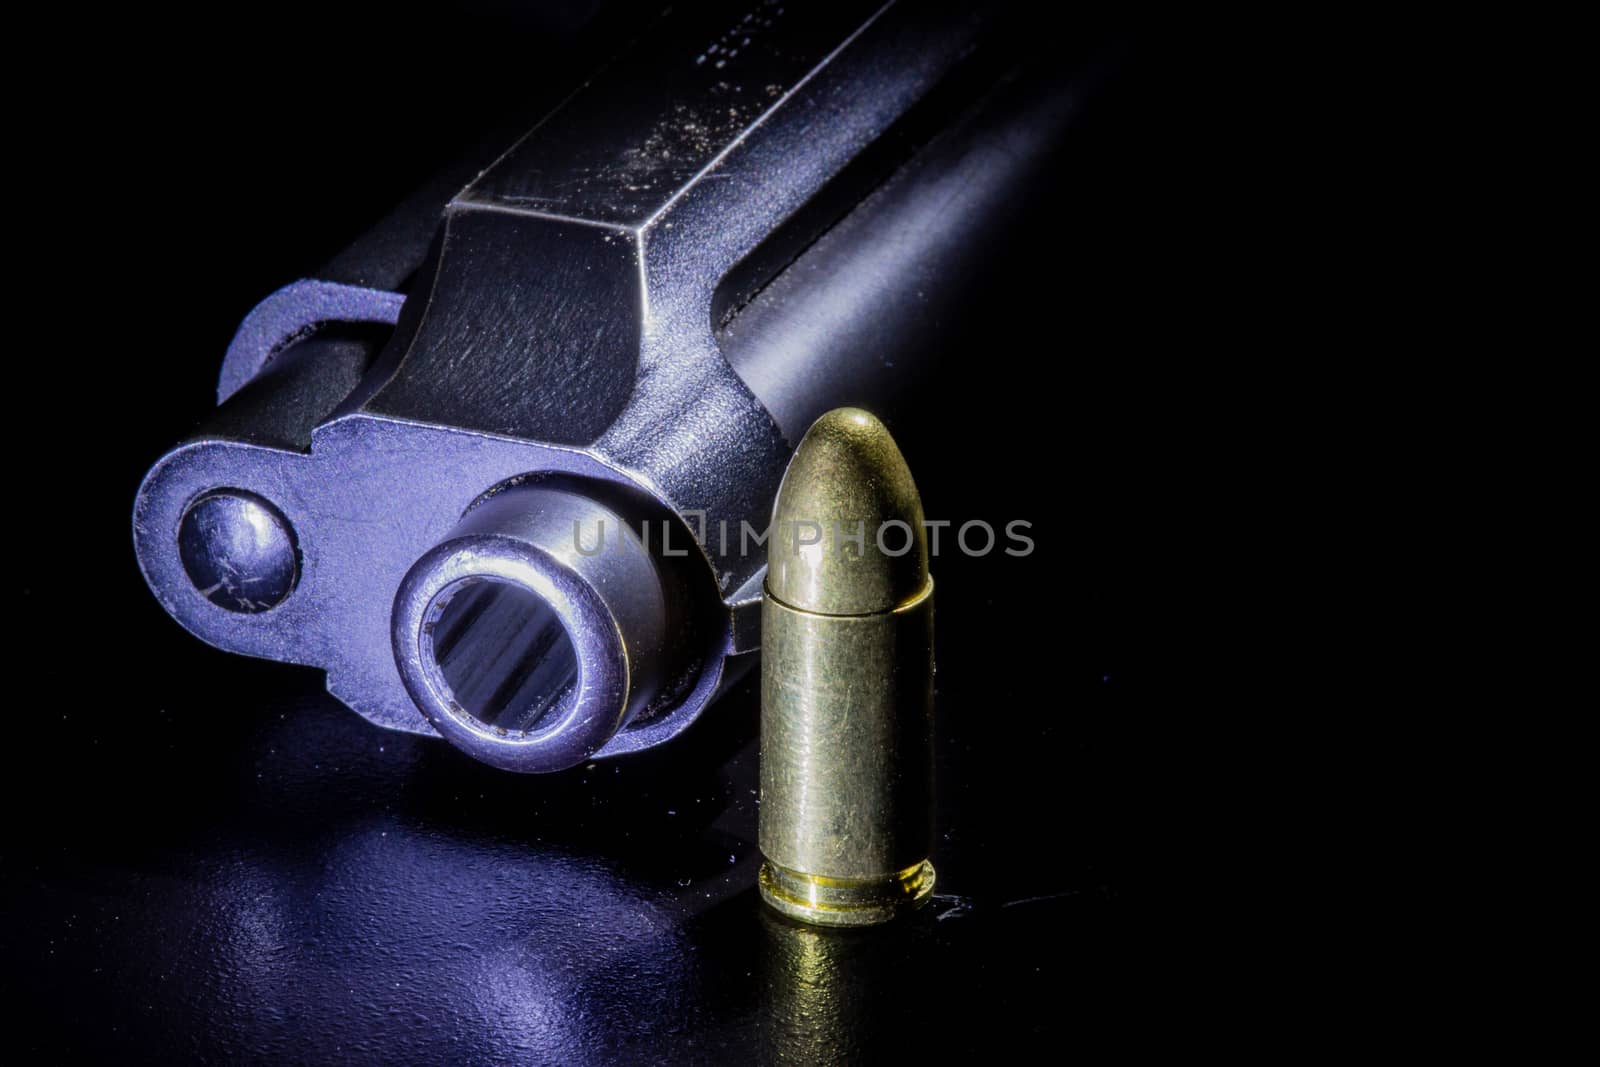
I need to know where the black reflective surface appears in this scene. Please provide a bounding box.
[3,618,1136,1061]
[10,4,1203,1060]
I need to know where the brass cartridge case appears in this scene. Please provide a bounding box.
[758,408,935,926]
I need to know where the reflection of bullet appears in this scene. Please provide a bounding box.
[758,907,884,1062]
[758,408,935,926]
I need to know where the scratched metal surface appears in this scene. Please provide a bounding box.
[131,1,1019,767]
[7,3,1179,1059]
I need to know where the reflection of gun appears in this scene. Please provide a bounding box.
[135,1,1101,772]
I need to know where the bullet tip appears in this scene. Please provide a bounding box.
[766,407,929,616]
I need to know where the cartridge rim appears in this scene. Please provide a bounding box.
[758,860,936,927]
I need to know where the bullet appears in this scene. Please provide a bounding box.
[758,408,935,926]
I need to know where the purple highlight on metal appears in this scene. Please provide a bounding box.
[133,2,1085,772]
[218,280,403,403]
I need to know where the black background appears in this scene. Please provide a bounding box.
[6,3,1211,1060]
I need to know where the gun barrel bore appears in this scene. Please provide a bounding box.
[758,408,935,926]
[391,481,674,773]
